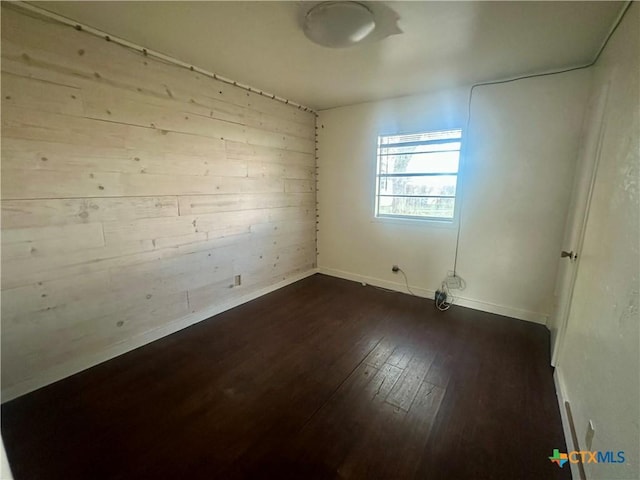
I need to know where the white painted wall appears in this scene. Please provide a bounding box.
[556,4,639,479]
[317,71,591,323]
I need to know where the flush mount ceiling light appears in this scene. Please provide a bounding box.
[303,2,376,48]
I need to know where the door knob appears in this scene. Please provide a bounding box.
[561,250,577,260]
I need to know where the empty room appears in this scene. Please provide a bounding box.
[0,1,638,479]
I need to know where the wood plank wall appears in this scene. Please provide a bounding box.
[0,6,317,399]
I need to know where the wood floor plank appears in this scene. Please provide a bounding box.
[362,338,395,368]
[424,351,455,388]
[386,344,413,369]
[1,274,571,480]
[397,381,446,479]
[384,352,435,411]
[368,363,403,402]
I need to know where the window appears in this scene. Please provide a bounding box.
[375,128,462,221]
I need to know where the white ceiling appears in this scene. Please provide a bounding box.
[31,1,624,110]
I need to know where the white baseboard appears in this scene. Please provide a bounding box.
[318,266,436,298]
[453,296,548,324]
[318,267,548,324]
[554,368,580,480]
[1,268,318,403]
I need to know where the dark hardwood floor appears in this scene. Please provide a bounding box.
[1,274,570,480]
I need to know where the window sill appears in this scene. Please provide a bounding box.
[371,216,459,229]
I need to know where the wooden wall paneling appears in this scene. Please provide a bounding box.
[0,38,92,90]
[1,7,314,127]
[285,179,316,193]
[249,230,317,253]
[2,90,315,161]
[156,153,247,178]
[81,82,314,141]
[185,279,242,314]
[230,246,316,291]
[2,139,246,180]
[107,250,236,298]
[250,219,317,237]
[1,197,178,229]
[102,216,200,244]
[2,225,249,289]
[233,243,316,275]
[186,250,316,315]
[225,140,315,165]
[2,137,151,174]
[1,222,102,245]
[123,125,228,157]
[1,270,112,323]
[1,50,87,92]
[81,87,315,153]
[1,222,105,261]
[247,161,315,180]
[2,168,125,200]
[177,192,315,216]
[1,291,190,389]
[3,281,176,335]
[73,292,191,356]
[1,217,316,292]
[1,71,84,116]
[0,5,317,398]
[1,43,313,132]
[1,18,315,154]
[1,105,128,148]
[1,169,286,200]
[2,240,154,290]
[163,231,254,260]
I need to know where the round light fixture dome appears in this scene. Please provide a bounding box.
[303,2,376,48]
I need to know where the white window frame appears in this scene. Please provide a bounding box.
[374,128,463,223]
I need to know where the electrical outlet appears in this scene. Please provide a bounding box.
[392,265,399,273]
[234,274,242,287]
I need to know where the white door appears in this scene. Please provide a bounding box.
[549,80,610,366]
